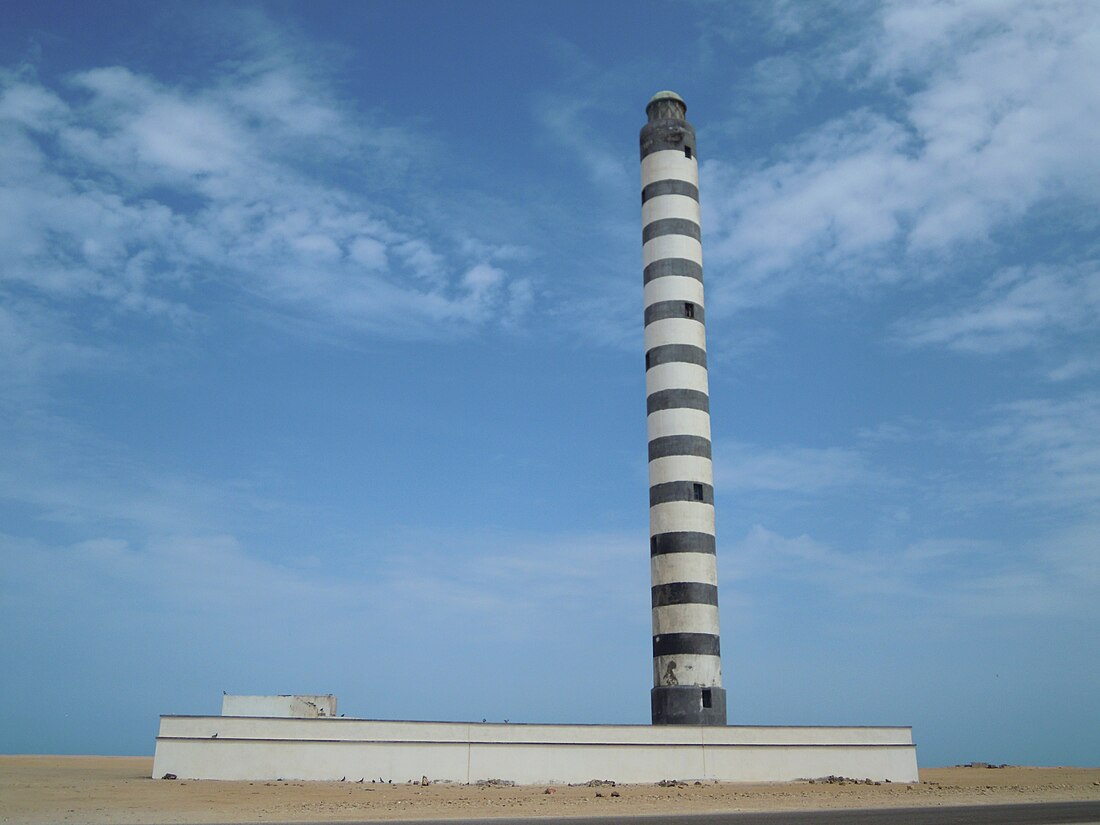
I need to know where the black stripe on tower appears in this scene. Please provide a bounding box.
[644,301,706,326]
[648,435,711,461]
[645,344,707,369]
[650,481,714,506]
[643,259,703,285]
[653,632,720,657]
[642,179,699,203]
[647,389,709,414]
[652,581,719,607]
[642,218,701,244]
[650,532,716,556]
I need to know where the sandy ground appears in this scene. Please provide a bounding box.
[1,757,1098,824]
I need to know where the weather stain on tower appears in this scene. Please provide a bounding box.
[642,91,726,725]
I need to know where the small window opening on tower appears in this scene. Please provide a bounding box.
[702,688,713,708]
[645,351,652,369]
[685,146,693,159]
[692,483,704,501]
[684,302,695,319]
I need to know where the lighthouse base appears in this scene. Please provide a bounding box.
[152,714,918,784]
[652,685,727,725]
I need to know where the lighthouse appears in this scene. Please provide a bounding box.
[642,91,726,725]
[150,89,920,783]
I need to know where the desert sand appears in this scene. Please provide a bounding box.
[1,756,1098,824]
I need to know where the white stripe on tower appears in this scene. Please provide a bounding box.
[641,90,726,725]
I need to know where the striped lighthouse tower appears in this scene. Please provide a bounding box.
[641,91,726,725]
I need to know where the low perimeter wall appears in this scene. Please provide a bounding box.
[153,717,918,784]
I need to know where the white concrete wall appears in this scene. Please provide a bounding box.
[221,694,336,718]
[153,717,918,784]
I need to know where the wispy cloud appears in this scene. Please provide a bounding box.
[726,521,1099,620]
[1047,357,1100,383]
[0,394,644,634]
[724,523,999,600]
[0,406,281,537]
[894,263,1100,353]
[535,37,634,191]
[714,440,880,494]
[0,522,646,648]
[0,29,535,383]
[702,0,1100,316]
[737,390,1100,520]
[984,391,1100,512]
[710,387,1100,621]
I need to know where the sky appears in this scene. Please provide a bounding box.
[1,0,1098,768]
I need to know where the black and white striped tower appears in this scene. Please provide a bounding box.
[641,91,726,726]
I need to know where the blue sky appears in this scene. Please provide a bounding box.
[1,0,1098,768]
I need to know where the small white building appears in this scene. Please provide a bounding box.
[220,694,336,718]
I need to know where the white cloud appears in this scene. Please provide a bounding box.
[704,0,1100,316]
[1048,357,1100,383]
[504,278,535,326]
[0,521,646,648]
[457,237,531,264]
[723,523,939,601]
[714,440,879,494]
[462,262,503,294]
[394,239,447,285]
[0,39,535,381]
[380,528,644,624]
[534,36,641,193]
[985,391,1100,511]
[707,393,1100,620]
[0,298,106,387]
[705,111,913,308]
[726,521,1098,620]
[895,263,1100,353]
[349,236,388,271]
[0,76,66,129]
[536,92,629,190]
[0,392,643,631]
[726,524,846,578]
[944,515,1100,618]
